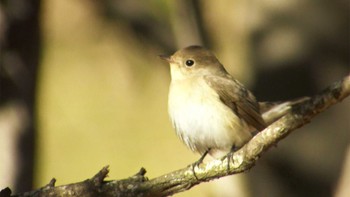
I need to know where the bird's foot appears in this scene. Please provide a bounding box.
[191,150,209,180]
[223,146,239,173]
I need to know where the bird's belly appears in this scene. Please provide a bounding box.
[169,82,252,157]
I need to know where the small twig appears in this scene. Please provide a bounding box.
[91,165,109,188]
[134,168,147,177]
[44,178,56,188]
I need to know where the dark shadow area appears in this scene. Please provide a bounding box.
[0,0,41,193]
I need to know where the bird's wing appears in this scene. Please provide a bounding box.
[204,75,266,131]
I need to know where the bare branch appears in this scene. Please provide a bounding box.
[3,74,349,197]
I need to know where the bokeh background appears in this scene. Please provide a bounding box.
[0,0,349,196]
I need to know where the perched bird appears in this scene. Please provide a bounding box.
[160,45,266,164]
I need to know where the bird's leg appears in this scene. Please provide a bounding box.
[224,146,239,172]
[193,150,209,167]
[191,149,210,179]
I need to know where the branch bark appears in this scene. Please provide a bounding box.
[2,74,350,197]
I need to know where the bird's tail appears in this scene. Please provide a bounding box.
[259,97,310,124]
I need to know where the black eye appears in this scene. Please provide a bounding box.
[185,59,194,67]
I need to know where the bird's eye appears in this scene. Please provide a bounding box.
[185,59,194,67]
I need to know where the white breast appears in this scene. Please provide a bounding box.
[168,77,252,158]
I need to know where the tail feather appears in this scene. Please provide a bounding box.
[259,97,310,124]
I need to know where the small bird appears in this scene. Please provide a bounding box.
[160,45,266,165]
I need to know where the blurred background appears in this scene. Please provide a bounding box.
[0,0,349,196]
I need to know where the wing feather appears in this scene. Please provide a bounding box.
[204,75,266,131]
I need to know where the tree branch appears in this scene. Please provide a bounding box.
[3,74,349,197]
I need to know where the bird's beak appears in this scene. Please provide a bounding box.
[158,54,173,63]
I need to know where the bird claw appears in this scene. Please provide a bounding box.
[191,150,209,180]
[224,146,239,173]
[191,161,201,180]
